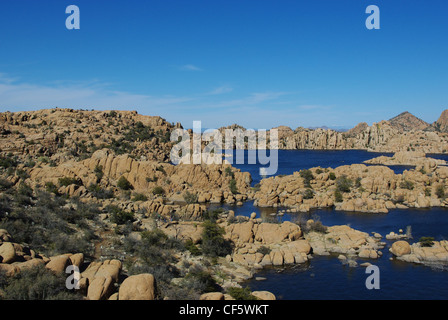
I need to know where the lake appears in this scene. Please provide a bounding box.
[218,149,448,300]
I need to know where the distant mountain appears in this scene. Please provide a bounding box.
[388,111,429,132]
[307,126,348,132]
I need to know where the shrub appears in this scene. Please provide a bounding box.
[229,179,238,194]
[400,180,414,190]
[58,177,81,187]
[300,169,314,188]
[87,183,114,199]
[419,236,434,247]
[256,246,271,255]
[329,172,336,180]
[94,165,104,182]
[336,175,352,193]
[0,156,17,169]
[436,185,445,199]
[185,239,202,256]
[44,182,59,195]
[225,167,234,178]
[307,220,328,233]
[183,191,198,204]
[227,287,258,300]
[152,186,165,196]
[425,188,432,197]
[107,205,135,225]
[117,176,133,190]
[0,264,83,300]
[183,266,219,293]
[201,220,233,257]
[302,188,314,199]
[401,179,415,190]
[132,193,148,202]
[334,189,343,202]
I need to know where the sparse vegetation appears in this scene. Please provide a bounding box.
[336,175,353,193]
[229,179,238,194]
[436,185,445,199]
[117,176,133,190]
[400,180,415,190]
[419,236,435,247]
[183,191,198,204]
[300,169,314,188]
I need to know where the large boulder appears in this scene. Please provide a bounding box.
[252,291,276,300]
[199,292,225,300]
[45,254,71,273]
[390,241,411,257]
[0,242,16,264]
[118,274,156,300]
[87,276,115,300]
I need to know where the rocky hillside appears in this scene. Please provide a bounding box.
[388,111,429,132]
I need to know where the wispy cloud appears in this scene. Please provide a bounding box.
[179,64,203,71]
[208,86,233,95]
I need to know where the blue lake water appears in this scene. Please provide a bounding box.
[217,150,448,300]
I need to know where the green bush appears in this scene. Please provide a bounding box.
[201,220,233,257]
[436,185,445,199]
[87,183,114,199]
[336,175,352,193]
[107,205,135,225]
[0,264,83,300]
[302,188,314,199]
[94,165,104,182]
[227,287,258,300]
[400,180,414,190]
[225,167,234,178]
[132,193,148,202]
[58,177,82,187]
[256,246,271,255]
[44,182,59,195]
[229,179,238,194]
[300,169,314,188]
[419,236,435,247]
[152,186,165,196]
[183,191,198,204]
[329,172,336,180]
[117,176,133,190]
[334,189,343,203]
[185,239,202,256]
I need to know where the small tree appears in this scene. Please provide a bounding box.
[229,179,238,194]
[334,189,343,203]
[300,169,314,188]
[419,236,434,247]
[336,175,352,193]
[183,191,198,204]
[436,185,445,199]
[400,180,414,190]
[201,220,232,257]
[152,186,165,196]
[117,176,133,190]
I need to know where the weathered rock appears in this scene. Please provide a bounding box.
[0,242,16,264]
[118,274,156,300]
[199,292,225,300]
[87,276,115,300]
[251,291,276,300]
[390,241,411,257]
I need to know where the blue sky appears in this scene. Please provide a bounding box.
[0,0,447,129]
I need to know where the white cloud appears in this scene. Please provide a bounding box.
[179,64,203,71]
[208,86,233,95]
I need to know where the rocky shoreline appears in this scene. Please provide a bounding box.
[1,108,448,300]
